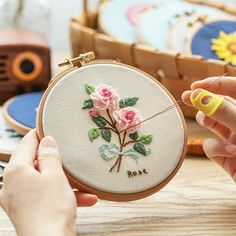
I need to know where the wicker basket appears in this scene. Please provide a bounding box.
[70,0,236,118]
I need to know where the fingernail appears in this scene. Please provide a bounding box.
[191,89,201,99]
[225,144,236,155]
[196,111,205,126]
[41,136,57,148]
[38,136,58,156]
[191,82,199,90]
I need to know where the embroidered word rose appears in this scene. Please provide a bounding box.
[90,84,120,111]
[113,107,142,134]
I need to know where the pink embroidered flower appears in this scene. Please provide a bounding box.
[90,84,120,111]
[89,108,100,117]
[113,107,142,134]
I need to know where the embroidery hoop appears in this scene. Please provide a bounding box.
[2,92,42,135]
[167,10,231,53]
[98,0,160,43]
[37,53,187,201]
[184,16,236,55]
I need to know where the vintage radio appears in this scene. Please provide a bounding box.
[0,29,51,103]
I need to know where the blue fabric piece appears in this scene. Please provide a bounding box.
[191,20,236,60]
[7,92,43,128]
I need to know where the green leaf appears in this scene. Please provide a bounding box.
[92,116,107,127]
[129,132,139,141]
[125,97,139,106]
[85,84,95,95]
[88,128,100,142]
[133,143,147,156]
[140,134,153,145]
[101,129,112,142]
[119,99,126,108]
[82,99,93,109]
[119,97,139,108]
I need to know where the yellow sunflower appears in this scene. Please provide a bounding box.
[211,31,236,66]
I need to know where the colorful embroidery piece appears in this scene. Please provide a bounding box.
[82,84,153,173]
[126,3,155,26]
[190,20,236,65]
[212,31,236,66]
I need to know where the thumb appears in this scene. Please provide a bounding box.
[37,136,63,174]
[191,89,236,133]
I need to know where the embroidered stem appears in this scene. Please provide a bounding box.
[107,108,124,172]
[107,110,130,172]
[101,117,114,129]
[122,131,127,145]
[123,140,138,147]
[106,109,116,128]
[109,155,121,172]
[115,131,127,172]
[99,127,117,133]
[117,155,123,172]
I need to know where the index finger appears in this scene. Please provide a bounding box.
[10,129,39,166]
[191,77,236,99]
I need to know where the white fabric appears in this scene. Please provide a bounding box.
[42,64,186,194]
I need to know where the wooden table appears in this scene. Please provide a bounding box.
[1,156,236,236]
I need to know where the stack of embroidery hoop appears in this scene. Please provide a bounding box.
[70,0,236,118]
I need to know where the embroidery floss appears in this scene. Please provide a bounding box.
[120,73,227,134]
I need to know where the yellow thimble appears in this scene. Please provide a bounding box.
[190,89,224,116]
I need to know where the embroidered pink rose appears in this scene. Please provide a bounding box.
[89,108,100,117]
[90,85,120,111]
[113,107,142,134]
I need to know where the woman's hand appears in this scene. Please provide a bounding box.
[182,77,236,181]
[0,130,97,236]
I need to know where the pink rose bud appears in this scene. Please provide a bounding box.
[89,108,100,117]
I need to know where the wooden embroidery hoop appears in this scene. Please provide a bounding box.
[36,52,187,201]
[2,97,31,136]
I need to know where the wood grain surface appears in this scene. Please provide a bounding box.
[1,156,236,236]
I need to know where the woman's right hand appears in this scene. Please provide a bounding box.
[182,77,236,181]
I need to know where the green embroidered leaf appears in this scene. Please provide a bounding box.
[140,134,153,145]
[129,132,139,141]
[125,97,139,106]
[88,128,100,142]
[82,99,94,109]
[133,143,147,156]
[92,116,107,127]
[101,129,112,142]
[85,84,95,95]
[119,99,125,108]
[119,97,139,108]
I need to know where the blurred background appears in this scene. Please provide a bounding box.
[50,0,82,54]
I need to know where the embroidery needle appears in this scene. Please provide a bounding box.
[120,73,227,134]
